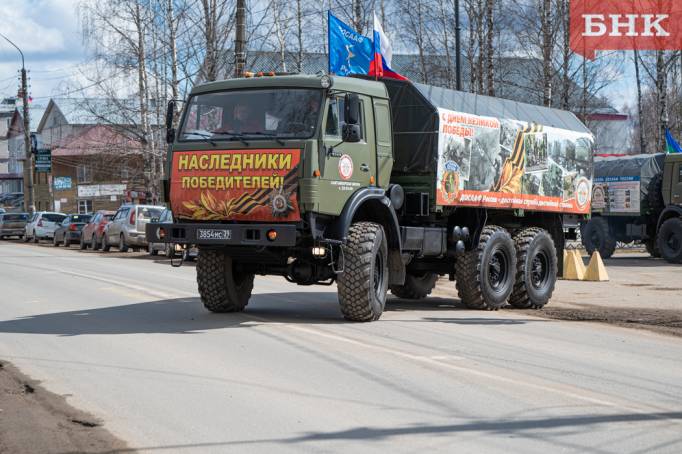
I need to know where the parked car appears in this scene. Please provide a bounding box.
[147,209,199,261]
[80,210,116,250]
[102,204,165,252]
[0,212,29,239]
[24,212,67,242]
[53,214,93,247]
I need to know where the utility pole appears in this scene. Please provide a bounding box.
[234,0,246,78]
[0,32,34,212]
[455,0,462,91]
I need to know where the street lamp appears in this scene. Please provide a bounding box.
[0,32,35,213]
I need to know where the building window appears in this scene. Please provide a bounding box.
[121,166,129,180]
[77,164,92,183]
[78,199,92,214]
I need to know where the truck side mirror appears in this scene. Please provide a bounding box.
[344,93,360,125]
[342,124,361,143]
[166,100,176,144]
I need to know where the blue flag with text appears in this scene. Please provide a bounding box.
[328,12,373,76]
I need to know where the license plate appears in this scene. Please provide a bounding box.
[197,229,232,241]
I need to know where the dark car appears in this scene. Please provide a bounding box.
[80,210,116,250]
[0,213,29,239]
[53,214,93,247]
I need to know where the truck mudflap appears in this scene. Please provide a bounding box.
[145,222,297,247]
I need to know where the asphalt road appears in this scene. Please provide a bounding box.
[1,241,681,453]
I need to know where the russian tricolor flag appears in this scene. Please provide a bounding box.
[368,14,407,80]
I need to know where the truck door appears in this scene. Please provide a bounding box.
[673,160,682,206]
[318,93,376,215]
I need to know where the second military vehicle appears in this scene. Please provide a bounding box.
[582,153,682,263]
[148,74,594,321]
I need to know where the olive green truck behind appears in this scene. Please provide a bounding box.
[147,74,594,321]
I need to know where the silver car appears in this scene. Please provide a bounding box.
[24,211,67,242]
[102,204,165,252]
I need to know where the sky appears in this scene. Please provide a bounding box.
[0,0,92,106]
[0,0,637,113]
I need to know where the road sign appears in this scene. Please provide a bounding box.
[35,148,52,173]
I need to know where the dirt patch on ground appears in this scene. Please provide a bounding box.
[517,304,682,338]
[0,360,130,454]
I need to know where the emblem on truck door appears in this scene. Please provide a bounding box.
[338,154,353,180]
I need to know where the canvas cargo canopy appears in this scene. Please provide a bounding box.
[592,153,665,215]
[384,79,594,214]
[384,80,591,174]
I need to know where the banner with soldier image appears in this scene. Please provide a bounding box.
[436,107,593,214]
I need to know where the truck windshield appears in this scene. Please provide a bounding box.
[179,89,322,141]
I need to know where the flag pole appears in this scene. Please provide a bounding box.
[327,10,331,74]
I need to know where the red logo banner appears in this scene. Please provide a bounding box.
[570,0,682,59]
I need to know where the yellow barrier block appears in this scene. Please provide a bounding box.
[564,250,586,280]
[585,251,609,281]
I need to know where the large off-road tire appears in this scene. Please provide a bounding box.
[455,225,516,310]
[337,222,389,322]
[196,249,254,312]
[657,218,682,264]
[390,272,438,299]
[509,228,557,309]
[581,217,616,259]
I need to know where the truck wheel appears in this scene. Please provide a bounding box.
[337,222,388,322]
[657,218,682,264]
[390,272,438,299]
[581,217,616,258]
[509,228,557,309]
[456,225,516,310]
[196,249,254,312]
[645,239,660,258]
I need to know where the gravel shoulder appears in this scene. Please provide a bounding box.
[0,360,129,454]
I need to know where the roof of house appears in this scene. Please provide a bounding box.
[50,125,143,157]
[38,98,160,132]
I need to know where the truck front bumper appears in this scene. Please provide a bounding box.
[146,222,297,247]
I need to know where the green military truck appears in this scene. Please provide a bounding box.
[582,153,682,263]
[148,74,594,321]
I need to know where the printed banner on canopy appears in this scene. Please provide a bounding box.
[171,149,301,222]
[435,108,593,215]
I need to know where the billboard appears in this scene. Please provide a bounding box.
[435,108,593,214]
[53,177,72,191]
[78,184,126,197]
[170,149,301,222]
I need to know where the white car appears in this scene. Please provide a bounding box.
[24,211,67,242]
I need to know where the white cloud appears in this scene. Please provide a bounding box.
[0,0,86,100]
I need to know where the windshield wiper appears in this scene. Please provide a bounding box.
[240,131,286,146]
[210,130,250,146]
[183,130,216,146]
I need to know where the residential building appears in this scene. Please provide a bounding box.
[35,98,150,213]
